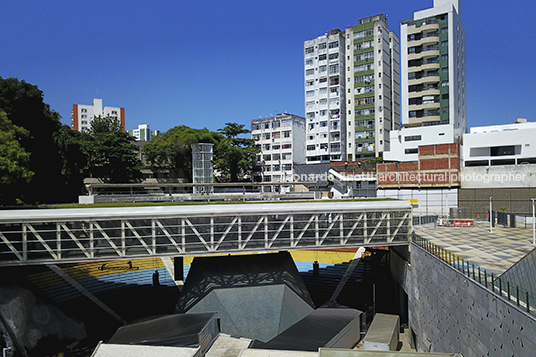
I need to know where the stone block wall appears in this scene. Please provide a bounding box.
[391,244,536,356]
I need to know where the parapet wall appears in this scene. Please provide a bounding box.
[392,243,536,356]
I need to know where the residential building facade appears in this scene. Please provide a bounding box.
[345,14,400,160]
[385,0,466,162]
[251,114,306,190]
[128,124,159,142]
[304,30,346,163]
[304,15,400,163]
[71,98,125,132]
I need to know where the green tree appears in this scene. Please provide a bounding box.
[143,126,220,181]
[0,77,71,204]
[53,125,88,198]
[0,110,34,204]
[86,115,143,183]
[214,122,258,182]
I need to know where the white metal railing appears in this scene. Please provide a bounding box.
[0,201,412,266]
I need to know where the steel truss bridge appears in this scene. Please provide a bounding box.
[0,201,412,266]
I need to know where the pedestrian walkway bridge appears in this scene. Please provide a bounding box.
[0,200,412,266]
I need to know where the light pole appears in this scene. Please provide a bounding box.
[489,196,493,234]
[531,198,536,244]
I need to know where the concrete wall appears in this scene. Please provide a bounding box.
[392,243,536,356]
[458,187,536,215]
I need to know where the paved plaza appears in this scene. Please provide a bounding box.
[414,220,536,275]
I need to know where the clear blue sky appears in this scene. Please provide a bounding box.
[2,0,535,133]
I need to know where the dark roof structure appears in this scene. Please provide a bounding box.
[251,307,363,351]
[108,312,219,354]
[175,252,315,342]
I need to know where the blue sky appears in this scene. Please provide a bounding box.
[1,0,535,133]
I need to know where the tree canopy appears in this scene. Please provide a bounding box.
[0,110,33,192]
[143,123,258,183]
[85,115,143,183]
[214,122,258,182]
[143,126,221,182]
[0,77,69,204]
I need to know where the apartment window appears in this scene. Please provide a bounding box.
[319,54,327,61]
[282,152,292,160]
[281,119,292,127]
[319,109,327,116]
[81,108,87,113]
[308,123,314,130]
[252,134,260,140]
[282,164,292,171]
[306,69,314,75]
[405,148,419,154]
[491,146,515,156]
[441,54,448,60]
[319,77,327,84]
[263,122,270,129]
[306,112,315,119]
[320,143,328,150]
[405,135,422,142]
[272,153,280,160]
[282,143,292,149]
[320,121,328,127]
[111,110,117,115]
[272,121,280,129]
[263,144,270,150]
[305,58,314,65]
[306,100,315,108]
[328,41,339,48]
[319,87,327,95]
[318,43,327,50]
[306,80,314,87]
[272,131,280,139]
[308,135,314,140]
[441,41,448,47]
[441,27,448,33]
[81,114,87,119]
[329,64,339,74]
[319,65,327,72]
[272,165,280,171]
[319,98,327,105]
[81,120,87,125]
[305,46,314,54]
[263,154,271,161]
[307,145,315,151]
[329,53,338,60]
[252,123,261,131]
[283,131,291,138]
[306,90,315,97]
[441,67,449,73]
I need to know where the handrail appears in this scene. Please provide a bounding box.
[412,233,536,317]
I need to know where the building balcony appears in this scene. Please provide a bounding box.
[407,115,440,126]
[408,88,440,98]
[408,50,439,61]
[408,75,440,86]
[407,22,439,35]
[409,102,440,112]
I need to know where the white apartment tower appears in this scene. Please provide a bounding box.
[345,14,400,160]
[71,98,125,132]
[251,114,306,189]
[304,16,399,163]
[304,29,346,163]
[384,0,466,162]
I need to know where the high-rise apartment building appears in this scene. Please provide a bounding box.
[384,0,466,162]
[304,30,346,163]
[304,15,399,163]
[128,124,159,142]
[71,98,125,132]
[345,15,400,160]
[251,114,306,189]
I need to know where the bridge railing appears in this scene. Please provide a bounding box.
[0,201,412,266]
